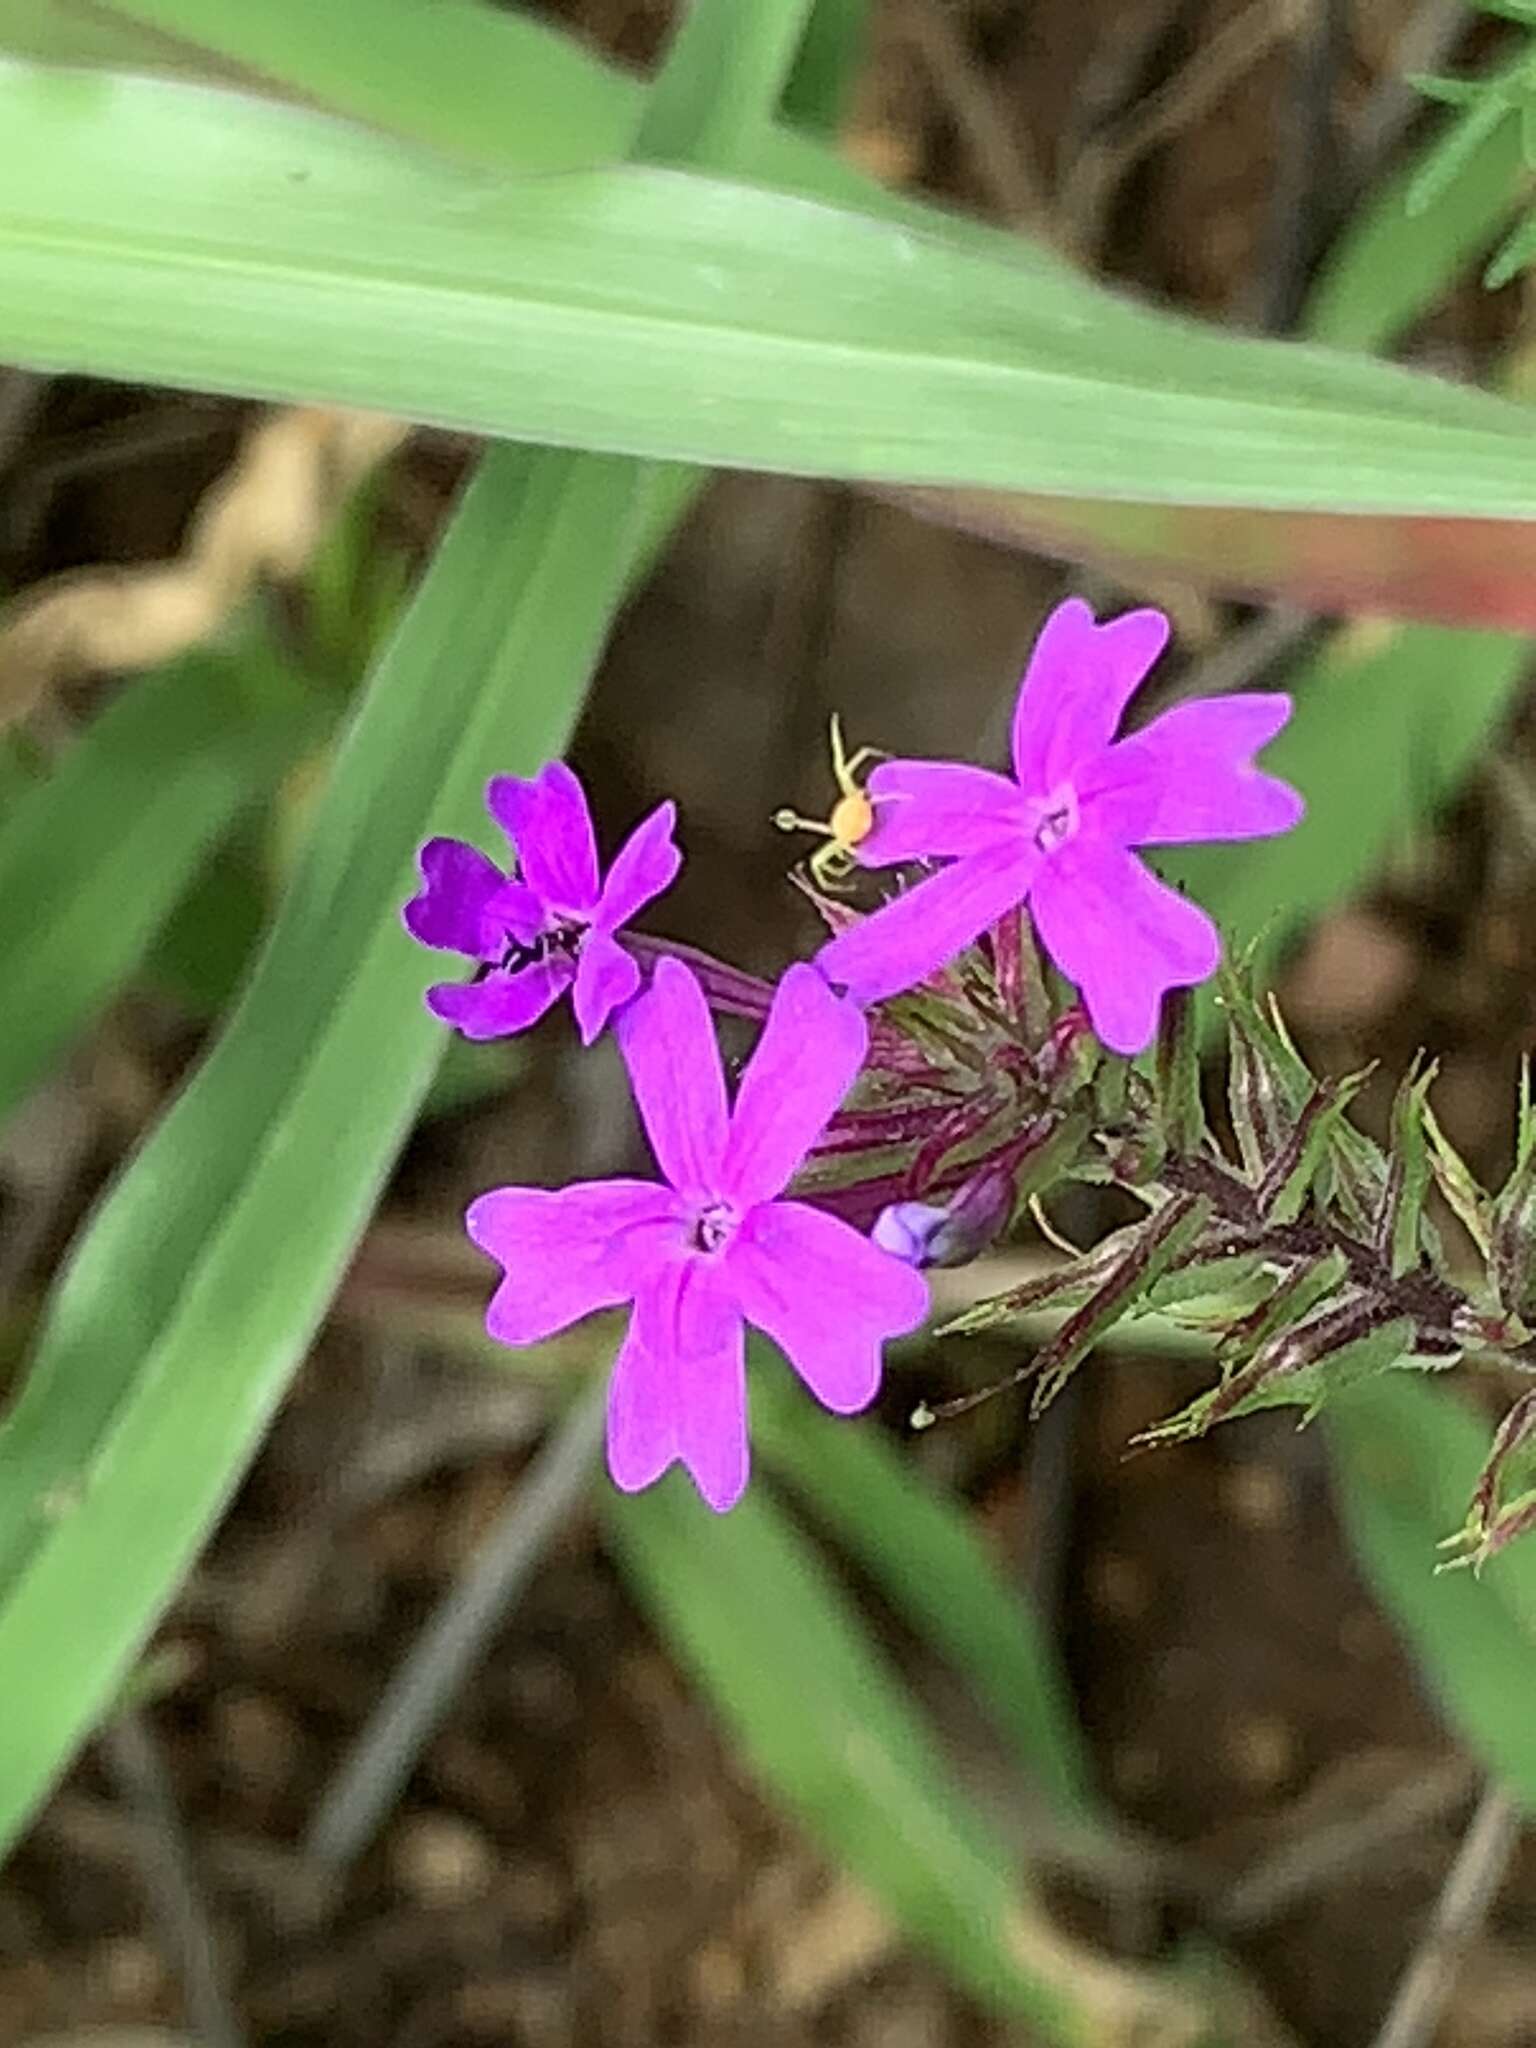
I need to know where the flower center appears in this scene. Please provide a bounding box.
[497,913,587,976]
[1031,781,1079,855]
[689,1200,737,1255]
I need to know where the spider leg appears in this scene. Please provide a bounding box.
[773,807,835,838]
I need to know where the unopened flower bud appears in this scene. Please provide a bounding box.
[873,1165,1014,1270]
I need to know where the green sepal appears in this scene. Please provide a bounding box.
[1376,1057,1438,1278]
[1255,1068,1373,1225]
[1216,1248,1351,1369]
[1490,1059,1536,1317]
[1421,1093,1496,1258]
[1154,985,1205,1156]
[1025,1194,1214,1414]
[1138,1310,1419,1446]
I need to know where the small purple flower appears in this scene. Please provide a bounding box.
[466,958,930,1512]
[815,599,1303,1054]
[403,762,681,1046]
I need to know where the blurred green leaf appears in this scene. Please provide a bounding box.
[1326,1378,1536,1809]
[752,1369,1103,1834]
[780,0,870,130]
[0,640,318,1119]
[87,0,1034,255]
[147,818,273,1019]
[1304,111,1531,350]
[0,0,830,1866]
[0,445,655,1851]
[5,63,1536,528]
[53,0,639,168]
[1161,620,1528,961]
[608,1474,1196,2043]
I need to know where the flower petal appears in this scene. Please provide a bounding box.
[402,837,507,958]
[616,957,729,1198]
[722,964,867,1206]
[595,800,682,932]
[605,1316,680,1497]
[727,1198,928,1413]
[482,878,548,948]
[1076,693,1303,846]
[816,840,1038,1007]
[1028,837,1219,1054]
[427,955,571,1039]
[617,1254,748,1512]
[856,761,1028,867]
[486,760,600,915]
[466,1178,683,1346]
[1010,598,1169,793]
[573,931,640,1046]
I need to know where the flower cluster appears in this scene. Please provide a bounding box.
[404,598,1302,1511]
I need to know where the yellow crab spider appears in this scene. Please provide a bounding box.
[773,713,885,891]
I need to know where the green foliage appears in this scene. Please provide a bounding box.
[1407,3,1536,287]
[1326,1376,1536,1808]
[4,61,1536,520]
[0,446,657,1853]
[751,1363,1102,1831]
[0,636,321,1118]
[607,1470,1205,2043]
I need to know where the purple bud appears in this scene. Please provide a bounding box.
[873,1165,1015,1271]
[873,1201,952,1267]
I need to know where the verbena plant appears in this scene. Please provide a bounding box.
[6,0,1536,2034]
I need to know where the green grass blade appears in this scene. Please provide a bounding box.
[1304,116,1532,351]
[607,1477,1079,2038]
[85,0,1021,252]
[1326,1379,1536,1809]
[4,62,1536,524]
[0,0,835,1872]
[89,0,640,171]
[751,1372,1104,1834]
[0,445,656,1848]
[780,0,870,130]
[0,640,319,1119]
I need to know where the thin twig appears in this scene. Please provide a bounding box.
[1058,0,1304,257]
[896,0,1056,234]
[304,1379,607,1874]
[1214,1757,1474,1933]
[1368,1782,1523,2048]
[104,1711,247,2048]
[1250,0,1352,333]
[1350,0,1475,197]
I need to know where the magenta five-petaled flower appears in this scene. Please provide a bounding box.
[466,959,930,1511]
[403,761,681,1046]
[816,598,1304,1053]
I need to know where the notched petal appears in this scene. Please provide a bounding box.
[403,837,507,958]
[1011,599,1169,793]
[1077,693,1303,847]
[427,956,572,1040]
[723,963,867,1206]
[486,760,601,914]
[1029,839,1219,1054]
[597,800,682,932]
[727,1198,928,1414]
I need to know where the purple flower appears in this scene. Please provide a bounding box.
[466,959,930,1512]
[404,762,681,1046]
[815,599,1303,1054]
